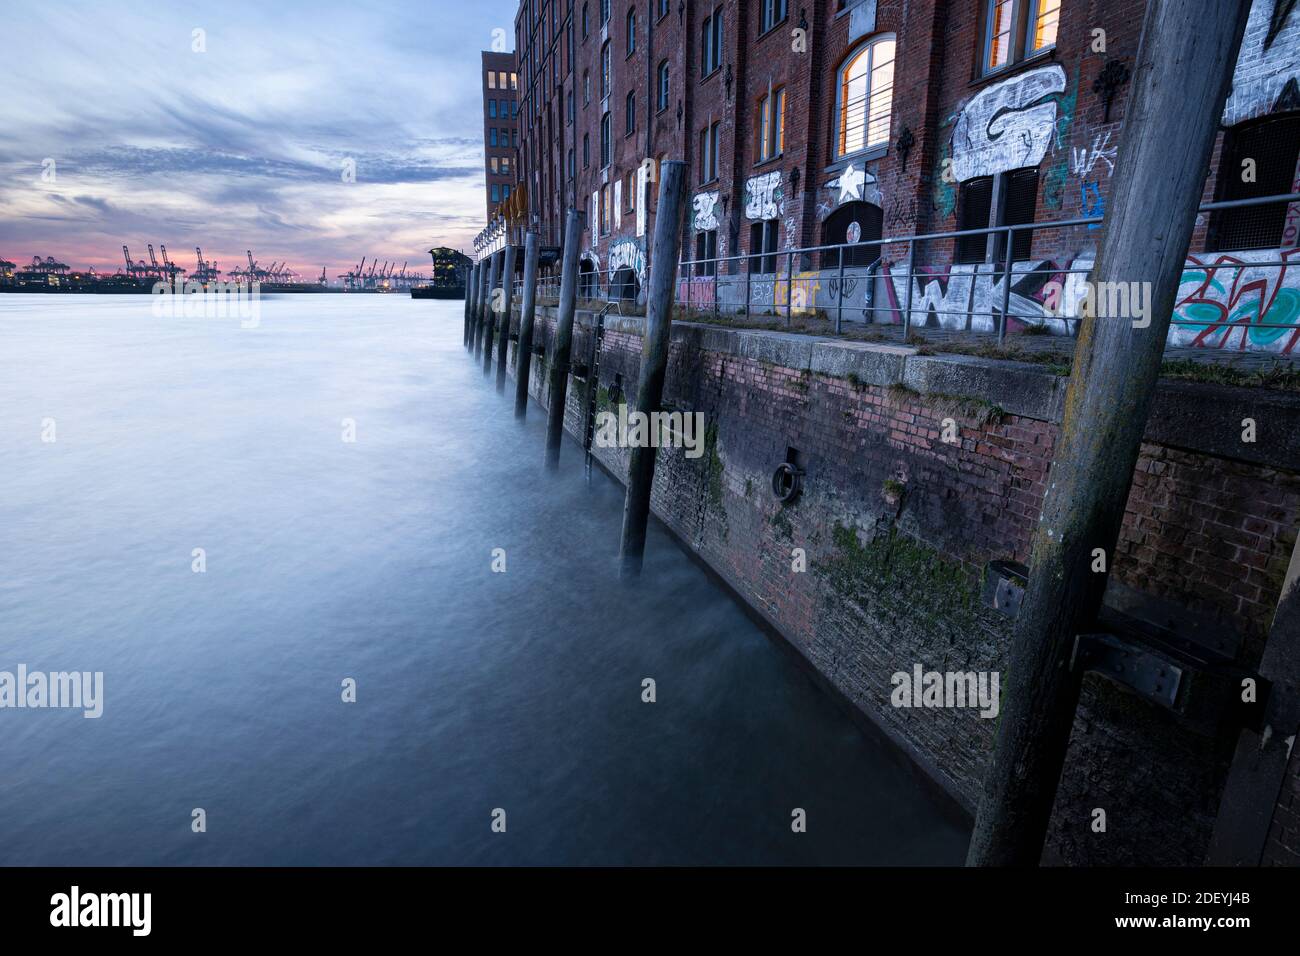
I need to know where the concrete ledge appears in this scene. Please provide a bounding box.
[533,309,1300,471]
[900,353,1070,423]
[1147,380,1300,469]
[809,339,914,386]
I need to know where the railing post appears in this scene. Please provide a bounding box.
[999,226,1014,346]
[836,246,846,334]
[902,240,915,339]
[744,252,752,320]
[514,232,541,418]
[786,250,794,326]
[545,210,583,469]
[713,253,720,321]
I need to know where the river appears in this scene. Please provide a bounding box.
[0,293,968,865]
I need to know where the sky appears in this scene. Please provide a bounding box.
[0,0,517,283]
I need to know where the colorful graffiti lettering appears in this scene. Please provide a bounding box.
[1080,181,1105,227]
[1171,249,1300,353]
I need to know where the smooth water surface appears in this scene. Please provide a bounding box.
[0,293,969,865]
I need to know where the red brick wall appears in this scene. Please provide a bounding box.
[482,51,519,222]
[508,1,1286,280]
[501,306,1300,861]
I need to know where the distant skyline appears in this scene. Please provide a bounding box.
[0,0,517,282]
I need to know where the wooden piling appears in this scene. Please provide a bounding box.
[481,250,500,374]
[514,232,541,418]
[495,244,517,392]
[465,261,478,348]
[545,210,583,468]
[965,0,1251,866]
[473,258,490,360]
[618,160,687,578]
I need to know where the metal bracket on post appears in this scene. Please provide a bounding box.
[1071,632,1184,711]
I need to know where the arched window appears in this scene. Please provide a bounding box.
[821,201,883,269]
[583,70,591,105]
[627,8,636,55]
[657,60,670,111]
[582,2,589,37]
[600,112,611,168]
[837,34,895,156]
[612,266,640,302]
[601,42,611,97]
[626,91,636,134]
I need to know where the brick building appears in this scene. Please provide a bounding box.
[485,0,1299,352]
[480,50,521,222]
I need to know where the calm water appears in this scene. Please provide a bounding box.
[0,293,968,865]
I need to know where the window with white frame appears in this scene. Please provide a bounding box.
[760,0,787,34]
[702,6,724,76]
[837,34,895,156]
[757,87,784,161]
[981,0,1060,74]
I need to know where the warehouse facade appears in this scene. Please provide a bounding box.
[483,0,1299,351]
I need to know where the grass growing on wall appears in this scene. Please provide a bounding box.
[817,523,981,633]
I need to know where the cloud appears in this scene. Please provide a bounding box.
[0,0,513,278]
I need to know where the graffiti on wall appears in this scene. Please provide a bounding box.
[1223,0,1300,126]
[693,190,720,231]
[1070,128,1117,178]
[744,170,784,221]
[667,248,1300,352]
[951,64,1066,182]
[1170,248,1300,353]
[608,237,646,283]
[880,257,1092,335]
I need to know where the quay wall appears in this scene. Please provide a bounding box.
[499,305,1300,865]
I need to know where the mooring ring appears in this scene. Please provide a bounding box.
[771,462,804,503]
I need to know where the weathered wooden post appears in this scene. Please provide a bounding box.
[618,160,688,578]
[545,210,583,468]
[495,244,517,392]
[465,261,478,348]
[482,250,501,374]
[474,257,490,360]
[514,232,541,417]
[966,0,1251,867]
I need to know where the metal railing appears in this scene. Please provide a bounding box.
[674,192,1300,347]
[494,192,1300,352]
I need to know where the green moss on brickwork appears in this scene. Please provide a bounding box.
[771,504,794,540]
[703,421,724,504]
[884,381,1004,427]
[1160,358,1300,392]
[818,523,980,631]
